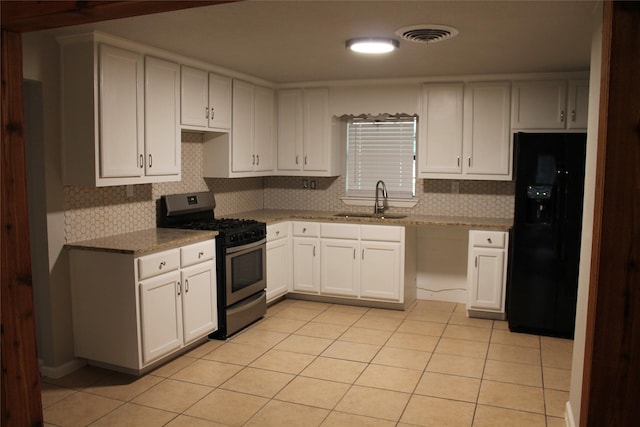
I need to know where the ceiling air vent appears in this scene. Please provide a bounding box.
[396,25,459,44]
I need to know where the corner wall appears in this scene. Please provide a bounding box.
[567,9,603,427]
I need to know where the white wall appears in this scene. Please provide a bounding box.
[567,7,603,426]
[22,31,78,375]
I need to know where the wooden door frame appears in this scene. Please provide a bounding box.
[2,1,638,426]
[580,2,640,426]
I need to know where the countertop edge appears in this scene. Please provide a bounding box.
[65,228,219,256]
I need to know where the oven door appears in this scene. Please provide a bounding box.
[225,239,266,306]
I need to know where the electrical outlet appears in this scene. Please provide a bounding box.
[310,180,316,189]
[302,179,309,189]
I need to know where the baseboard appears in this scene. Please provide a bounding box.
[565,400,576,427]
[39,357,86,379]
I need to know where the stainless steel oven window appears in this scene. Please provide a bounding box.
[225,239,266,306]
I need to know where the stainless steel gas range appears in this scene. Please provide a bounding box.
[158,191,266,339]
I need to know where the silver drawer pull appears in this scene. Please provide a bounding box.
[159,261,166,269]
[198,251,204,258]
[487,238,492,244]
[276,230,280,236]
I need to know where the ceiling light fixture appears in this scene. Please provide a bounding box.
[346,37,399,54]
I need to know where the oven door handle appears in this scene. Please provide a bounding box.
[225,238,266,254]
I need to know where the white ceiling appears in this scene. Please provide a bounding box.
[44,0,600,84]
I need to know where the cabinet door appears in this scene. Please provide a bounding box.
[292,237,320,293]
[254,86,275,172]
[567,80,589,129]
[266,237,290,302]
[511,80,567,129]
[145,56,180,177]
[180,66,208,127]
[418,83,464,176]
[277,89,303,171]
[468,247,505,311]
[208,73,232,130]
[360,241,401,301]
[232,80,255,172]
[181,262,217,344]
[99,44,144,179]
[302,88,330,172]
[463,82,511,177]
[139,271,182,364]
[320,239,360,297]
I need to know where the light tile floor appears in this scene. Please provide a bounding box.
[42,299,573,426]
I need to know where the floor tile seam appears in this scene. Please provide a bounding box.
[444,318,495,330]
[536,334,553,419]
[478,378,546,399]
[474,402,548,417]
[70,383,156,404]
[40,386,81,408]
[159,374,221,393]
[335,383,411,423]
[221,366,299,400]
[270,384,351,412]
[81,399,140,425]
[367,360,430,374]
[433,346,490,360]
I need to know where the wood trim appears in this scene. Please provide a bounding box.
[0,1,234,33]
[1,29,43,426]
[581,2,640,426]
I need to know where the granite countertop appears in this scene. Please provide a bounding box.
[65,228,218,256]
[228,209,513,230]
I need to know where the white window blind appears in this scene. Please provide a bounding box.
[346,115,416,199]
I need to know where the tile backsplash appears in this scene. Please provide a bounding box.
[64,132,514,243]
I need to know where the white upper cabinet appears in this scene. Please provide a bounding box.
[180,66,231,132]
[511,79,588,130]
[418,81,511,180]
[567,80,590,129]
[462,82,511,179]
[203,80,274,177]
[145,56,181,177]
[276,88,341,176]
[59,34,181,186]
[231,80,256,173]
[98,44,145,180]
[253,86,276,172]
[418,83,464,176]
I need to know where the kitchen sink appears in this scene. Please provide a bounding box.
[333,213,407,220]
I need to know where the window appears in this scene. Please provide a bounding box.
[346,115,417,199]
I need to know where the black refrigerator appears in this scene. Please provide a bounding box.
[507,132,586,338]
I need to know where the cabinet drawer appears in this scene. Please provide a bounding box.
[181,239,215,267]
[138,249,180,280]
[321,223,359,240]
[292,222,320,237]
[470,231,506,248]
[361,225,403,242]
[267,222,289,242]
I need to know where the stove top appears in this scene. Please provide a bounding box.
[158,192,266,247]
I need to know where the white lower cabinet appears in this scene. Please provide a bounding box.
[292,222,321,293]
[360,241,401,301]
[139,270,182,364]
[467,230,508,318]
[321,239,360,297]
[266,222,291,302]
[285,221,406,303]
[69,239,217,373]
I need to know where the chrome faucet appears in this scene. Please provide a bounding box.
[374,180,388,214]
